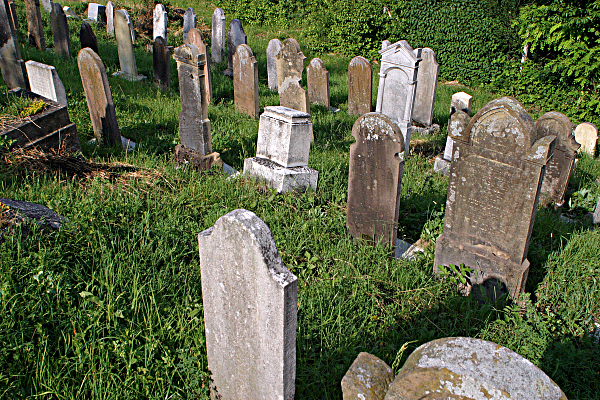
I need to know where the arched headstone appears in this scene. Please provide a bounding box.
[153,3,167,42]
[266,38,282,91]
[307,57,330,108]
[233,44,259,118]
[224,19,246,76]
[348,56,372,116]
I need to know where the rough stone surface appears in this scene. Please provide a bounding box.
[244,157,318,193]
[41,0,52,13]
[152,36,170,91]
[433,97,556,299]
[77,47,120,145]
[347,112,405,247]
[186,28,212,104]
[224,18,246,76]
[0,0,28,89]
[51,2,71,59]
[113,9,144,81]
[277,38,309,113]
[381,40,391,51]
[385,337,567,400]
[267,38,282,91]
[574,122,598,157]
[25,60,67,106]
[451,91,473,115]
[412,48,438,127]
[211,8,225,64]
[7,0,19,31]
[341,352,394,400]
[153,3,167,42]
[79,21,98,53]
[535,112,579,206]
[182,7,195,42]
[375,40,421,155]
[105,1,113,35]
[198,209,297,400]
[233,44,259,118]
[434,93,473,175]
[0,198,68,229]
[307,57,330,108]
[87,3,105,22]
[25,0,45,51]
[348,56,372,116]
[63,5,77,18]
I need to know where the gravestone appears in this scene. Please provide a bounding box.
[0,0,28,89]
[87,3,105,22]
[307,57,330,108]
[535,112,579,206]
[381,40,391,51]
[433,97,556,299]
[63,6,77,18]
[7,0,18,31]
[224,19,246,76]
[182,7,195,42]
[185,28,212,104]
[173,43,221,171]
[243,106,318,193]
[105,1,113,35]
[574,122,598,157]
[276,38,309,113]
[25,60,67,106]
[50,2,70,59]
[153,3,167,42]
[412,48,438,127]
[199,209,297,400]
[266,38,282,91]
[346,112,405,248]
[152,36,170,92]
[375,40,421,155]
[113,9,145,81]
[348,56,372,116]
[41,0,52,13]
[25,0,45,51]
[341,352,394,400]
[124,10,135,43]
[233,44,259,118]
[77,47,120,145]
[79,21,98,54]
[211,8,225,64]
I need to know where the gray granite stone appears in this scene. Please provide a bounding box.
[307,57,330,108]
[211,8,225,64]
[233,44,259,118]
[182,7,195,42]
[348,56,372,116]
[25,60,67,106]
[224,18,246,76]
[113,9,145,81]
[0,198,68,229]
[266,38,282,91]
[412,48,438,127]
[105,1,113,34]
[50,2,70,59]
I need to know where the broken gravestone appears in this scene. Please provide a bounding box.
[233,44,259,118]
[267,38,282,91]
[186,28,212,104]
[348,56,372,116]
[307,57,330,108]
[25,60,67,106]
[0,198,68,229]
[341,352,394,400]
[277,38,309,113]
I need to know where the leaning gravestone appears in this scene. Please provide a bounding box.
[51,2,71,59]
[25,0,45,51]
[185,28,212,104]
[266,38,282,91]
[375,40,421,155]
[412,47,438,127]
[233,44,259,118]
[152,36,170,92]
[535,112,580,206]
[243,106,318,193]
[153,3,167,42]
[182,7,195,42]
[199,209,297,400]
[87,3,105,22]
[348,56,372,116]
[77,47,120,145]
[277,38,309,113]
[106,1,114,35]
[224,19,246,76]
[434,97,556,299]
[0,0,28,89]
[113,9,145,81]
[307,57,330,108]
[25,60,67,106]
[574,122,598,157]
[79,21,98,54]
[211,8,225,64]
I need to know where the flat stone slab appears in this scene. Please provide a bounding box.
[0,198,67,229]
[244,157,318,193]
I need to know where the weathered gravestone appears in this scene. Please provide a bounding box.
[433,97,556,299]
[185,28,212,104]
[346,112,405,248]
[341,352,395,400]
[307,57,330,108]
[199,209,297,400]
[211,8,225,64]
[266,38,282,91]
[173,43,222,171]
[182,7,195,42]
[348,56,372,116]
[7,0,18,31]
[105,1,113,35]
[87,3,105,22]
[41,0,52,13]
[25,60,67,106]
[63,5,77,19]
[535,112,580,206]
[25,0,45,51]
[50,2,70,59]
[224,19,246,77]
[153,3,167,42]
[79,21,98,54]
[77,47,120,145]
[0,0,28,89]
[113,9,145,81]
[233,44,259,118]
[244,106,318,193]
[574,122,598,157]
[277,38,309,113]
[412,47,438,127]
[152,36,170,92]
[375,40,421,156]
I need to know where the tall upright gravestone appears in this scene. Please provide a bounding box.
[348,56,372,116]
[153,3,167,42]
[412,48,438,127]
[113,9,145,81]
[276,38,309,114]
[211,8,225,64]
[375,40,421,155]
[346,113,405,248]
[25,0,45,51]
[199,209,297,400]
[182,7,195,42]
[106,1,114,35]
[50,2,70,59]
[26,60,67,106]
[266,38,282,92]
[87,3,106,22]
[233,44,259,118]
[307,57,330,108]
[152,36,170,92]
[185,28,212,104]
[80,21,98,54]
[434,97,556,299]
[224,19,246,77]
[0,0,28,89]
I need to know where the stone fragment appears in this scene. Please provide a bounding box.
[384,337,567,400]
[25,0,45,51]
[199,209,297,400]
[79,21,98,54]
[433,97,556,299]
[307,57,330,108]
[50,2,70,59]
[7,0,18,31]
[0,0,28,89]
[233,44,259,118]
[152,3,167,42]
[182,7,195,42]
[87,3,105,22]
[266,38,282,91]
[185,28,212,104]
[574,122,598,157]
[113,9,145,81]
[211,8,225,64]
[105,1,113,35]
[276,38,309,113]
[0,198,68,229]
[347,112,405,247]
[451,91,473,115]
[152,36,170,92]
[224,18,246,76]
[341,352,394,400]
[77,47,120,145]
[348,56,372,116]
[412,48,438,127]
[41,0,52,13]
[25,60,67,106]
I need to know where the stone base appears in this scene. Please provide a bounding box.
[112,71,147,81]
[175,145,223,171]
[433,156,450,176]
[243,157,318,193]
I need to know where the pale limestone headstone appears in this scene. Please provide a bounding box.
[307,57,330,108]
[25,60,67,106]
[105,1,113,35]
[186,28,212,104]
[342,352,394,400]
[153,3,167,42]
[211,8,225,64]
[0,0,28,89]
[347,112,405,248]
[25,0,45,51]
[375,40,421,155]
[233,44,259,118]
[434,97,556,299]
[348,56,372,116]
[182,7,195,42]
[41,0,52,13]
[198,208,297,400]
[224,18,246,76]
[574,122,598,157]
[266,38,282,91]
[77,47,120,145]
[412,47,438,127]
[244,106,318,193]
[113,9,145,81]
[50,2,70,59]
[152,36,170,92]
[87,3,105,22]
[276,38,309,113]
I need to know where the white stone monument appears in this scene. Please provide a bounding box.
[25,60,67,106]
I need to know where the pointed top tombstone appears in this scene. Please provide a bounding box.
[26,60,67,106]
[413,47,438,127]
[224,19,246,76]
[51,2,71,59]
[307,57,330,108]
[106,1,114,35]
[266,38,282,91]
[233,44,259,118]
[186,28,212,104]
[348,56,372,116]
[182,7,195,42]
[0,0,28,89]
[153,3,167,42]
[25,0,45,51]
[276,38,309,113]
[80,21,98,54]
[211,8,225,64]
